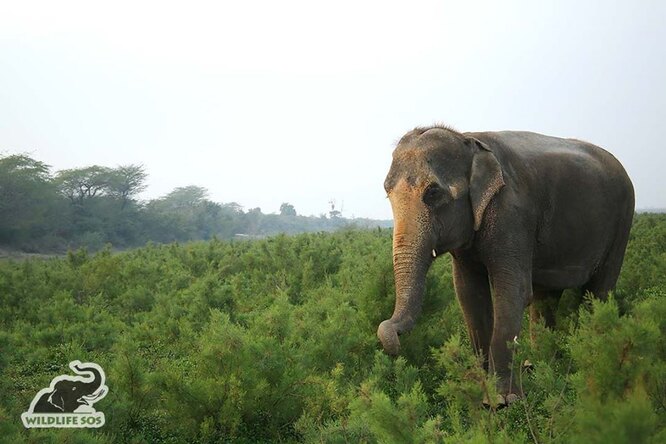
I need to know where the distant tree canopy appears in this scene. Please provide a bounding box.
[106,164,148,209]
[55,166,111,203]
[0,153,391,252]
[0,155,58,245]
[158,185,208,210]
[280,202,297,216]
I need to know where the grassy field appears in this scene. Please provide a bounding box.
[1,215,665,443]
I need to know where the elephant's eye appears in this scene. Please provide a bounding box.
[423,183,446,206]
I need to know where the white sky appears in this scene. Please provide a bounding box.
[1,0,665,219]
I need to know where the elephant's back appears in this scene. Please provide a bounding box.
[472,130,634,205]
[476,130,617,163]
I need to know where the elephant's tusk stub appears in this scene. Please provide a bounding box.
[432,249,437,258]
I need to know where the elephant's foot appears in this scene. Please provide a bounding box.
[482,392,522,410]
[482,376,524,409]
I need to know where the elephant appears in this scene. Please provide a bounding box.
[377,126,634,406]
[31,361,107,413]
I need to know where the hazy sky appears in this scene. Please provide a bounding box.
[1,1,665,219]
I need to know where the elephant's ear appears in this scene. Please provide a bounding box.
[468,138,505,231]
[49,392,65,411]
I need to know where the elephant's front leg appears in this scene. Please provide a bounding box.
[487,262,532,404]
[452,256,493,370]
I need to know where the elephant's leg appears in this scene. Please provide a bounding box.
[528,288,561,344]
[583,260,623,301]
[583,224,631,300]
[452,256,493,370]
[487,261,532,402]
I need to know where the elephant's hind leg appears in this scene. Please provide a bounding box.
[584,223,632,300]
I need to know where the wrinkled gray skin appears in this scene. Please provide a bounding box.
[378,126,634,404]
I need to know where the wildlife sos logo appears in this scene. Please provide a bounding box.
[21,360,108,428]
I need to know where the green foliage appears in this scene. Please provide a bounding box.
[0,154,62,248]
[0,215,665,442]
[617,213,666,297]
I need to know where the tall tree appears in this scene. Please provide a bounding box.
[159,185,209,210]
[221,202,244,214]
[55,166,111,204]
[0,154,58,245]
[280,202,297,216]
[106,164,147,209]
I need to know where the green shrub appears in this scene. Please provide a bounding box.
[1,215,665,442]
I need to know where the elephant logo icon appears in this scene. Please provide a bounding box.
[21,360,108,428]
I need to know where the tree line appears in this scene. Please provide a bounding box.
[0,154,390,252]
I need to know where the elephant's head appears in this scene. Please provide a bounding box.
[46,362,106,412]
[377,127,504,355]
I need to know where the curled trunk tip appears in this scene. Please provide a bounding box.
[377,320,400,355]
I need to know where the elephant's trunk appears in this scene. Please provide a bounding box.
[377,228,432,355]
[73,363,104,394]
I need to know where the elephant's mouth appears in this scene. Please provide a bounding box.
[78,388,106,405]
